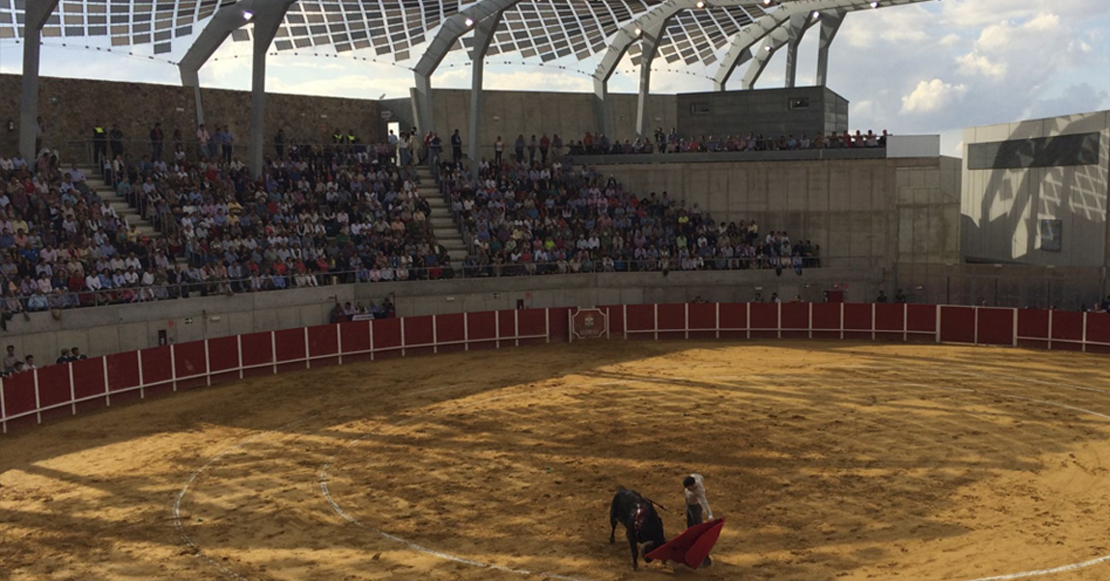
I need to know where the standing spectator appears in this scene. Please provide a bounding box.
[894,289,907,303]
[109,124,124,159]
[528,134,537,164]
[172,127,184,153]
[150,122,165,162]
[552,134,562,160]
[451,129,462,163]
[494,135,504,165]
[57,348,72,364]
[3,345,17,373]
[539,134,550,164]
[514,134,525,163]
[222,125,234,163]
[430,132,442,166]
[876,290,888,303]
[72,347,88,360]
[92,122,108,166]
[196,123,210,160]
[23,354,36,371]
[274,128,285,160]
[35,116,45,154]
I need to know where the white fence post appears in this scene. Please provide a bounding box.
[337,323,344,365]
[33,369,42,424]
[102,356,111,407]
[204,339,213,385]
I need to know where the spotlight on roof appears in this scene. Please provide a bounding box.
[634,27,643,36]
[464,17,475,27]
[764,45,773,52]
[762,0,773,6]
[870,1,879,7]
[242,10,253,20]
[811,11,820,20]
[695,1,706,8]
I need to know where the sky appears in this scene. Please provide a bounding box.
[2,0,1110,157]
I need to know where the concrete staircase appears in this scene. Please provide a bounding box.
[414,165,468,264]
[81,167,160,239]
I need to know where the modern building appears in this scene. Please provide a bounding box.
[962,112,1110,268]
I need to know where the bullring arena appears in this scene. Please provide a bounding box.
[6,304,1110,581]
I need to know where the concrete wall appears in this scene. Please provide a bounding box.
[0,74,381,161]
[0,267,883,362]
[419,87,677,161]
[676,86,849,140]
[962,111,1110,267]
[895,262,1107,311]
[597,156,961,272]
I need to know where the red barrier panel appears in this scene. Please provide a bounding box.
[517,309,548,346]
[274,328,307,373]
[657,303,686,337]
[465,312,497,350]
[139,345,174,396]
[495,310,516,347]
[372,318,403,358]
[107,352,142,404]
[307,324,340,367]
[240,331,275,378]
[207,336,240,385]
[626,304,656,338]
[2,371,38,429]
[36,364,73,422]
[843,303,873,340]
[339,320,372,362]
[603,306,625,339]
[434,313,466,353]
[548,308,571,343]
[1016,309,1050,350]
[811,303,841,340]
[906,304,938,343]
[977,308,1015,346]
[1086,313,1110,354]
[72,357,108,412]
[173,341,208,390]
[780,303,809,339]
[1051,310,1084,352]
[749,303,778,339]
[718,303,747,339]
[688,303,718,340]
[874,303,905,342]
[402,315,436,357]
[939,306,976,344]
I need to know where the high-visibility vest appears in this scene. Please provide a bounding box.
[94,126,105,137]
[348,134,357,143]
[333,133,342,142]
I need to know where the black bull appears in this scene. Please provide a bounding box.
[609,488,667,570]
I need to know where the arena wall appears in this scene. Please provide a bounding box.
[4,301,1108,434]
[0,74,382,161]
[594,156,962,271]
[0,267,881,363]
[961,111,1110,268]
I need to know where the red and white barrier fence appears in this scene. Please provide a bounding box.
[3,304,1108,433]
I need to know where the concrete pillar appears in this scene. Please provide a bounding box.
[413,72,435,142]
[712,49,750,92]
[247,3,293,177]
[593,78,611,138]
[468,12,503,174]
[785,16,808,88]
[636,31,666,139]
[19,0,59,164]
[816,11,845,87]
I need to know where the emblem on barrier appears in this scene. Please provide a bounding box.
[572,309,607,339]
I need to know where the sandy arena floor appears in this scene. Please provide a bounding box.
[4,341,1110,581]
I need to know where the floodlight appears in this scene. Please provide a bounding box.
[464,17,475,27]
[870,1,880,7]
[242,10,253,21]
[695,1,706,8]
[634,27,643,36]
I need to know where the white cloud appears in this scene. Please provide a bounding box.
[956,53,1006,79]
[901,79,968,114]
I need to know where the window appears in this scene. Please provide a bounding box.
[689,102,710,116]
[788,97,810,110]
[968,133,1100,170]
[1040,219,1062,252]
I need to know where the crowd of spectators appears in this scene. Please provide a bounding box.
[0,123,454,316]
[567,128,889,156]
[2,344,92,376]
[442,158,821,277]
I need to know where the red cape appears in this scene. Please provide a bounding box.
[644,517,725,570]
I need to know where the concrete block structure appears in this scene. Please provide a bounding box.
[962,111,1110,268]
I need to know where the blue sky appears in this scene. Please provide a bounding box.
[2,0,1109,156]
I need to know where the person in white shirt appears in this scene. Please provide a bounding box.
[683,473,713,526]
[683,473,714,566]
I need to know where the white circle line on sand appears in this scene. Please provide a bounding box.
[172,414,323,581]
[319,426,591,581]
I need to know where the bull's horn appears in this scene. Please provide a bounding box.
[637,543,647,558]
[640,541,654,556]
